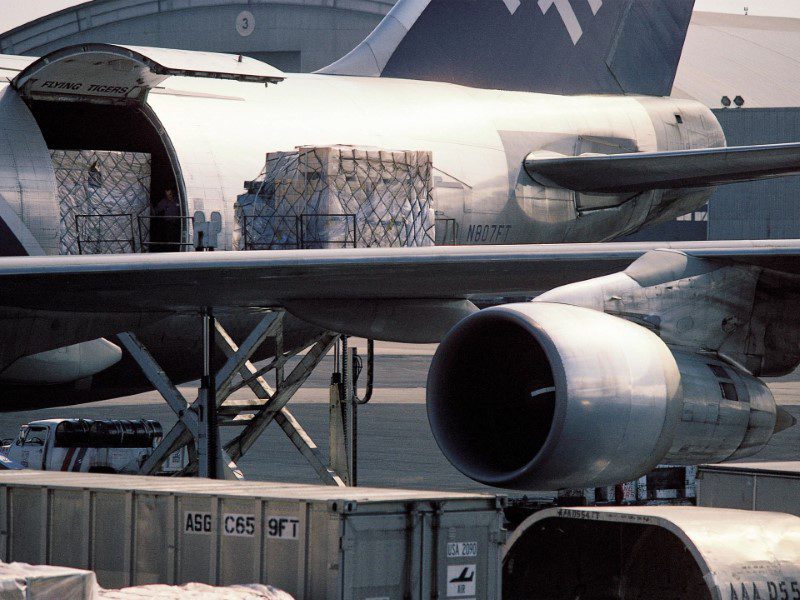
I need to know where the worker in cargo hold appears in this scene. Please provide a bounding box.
[152,188,181,252]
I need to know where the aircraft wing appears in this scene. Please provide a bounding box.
[525,143,800,194]
[2,241,800,314]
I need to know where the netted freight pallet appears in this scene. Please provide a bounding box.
[234,146,434,250]
[52,150,152,255]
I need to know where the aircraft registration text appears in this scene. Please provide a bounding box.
[466,224,512,243]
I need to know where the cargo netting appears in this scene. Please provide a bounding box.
[52,150,152,255]
[234,146,435,250]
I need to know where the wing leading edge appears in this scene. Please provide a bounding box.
[2,241,800,314]
[525,143,800,194]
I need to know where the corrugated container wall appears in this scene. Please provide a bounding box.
[709,108,800,240]
[696,462,800,517]
[0,472,505,599]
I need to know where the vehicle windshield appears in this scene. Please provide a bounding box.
[22,427,47,447]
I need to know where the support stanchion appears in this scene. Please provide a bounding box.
[201,307,220,479]
[349,346,358,487]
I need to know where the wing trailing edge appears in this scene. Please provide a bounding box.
[525,142,800,194]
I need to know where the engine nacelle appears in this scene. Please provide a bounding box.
[0,338,122,385]
[426,302,777,490]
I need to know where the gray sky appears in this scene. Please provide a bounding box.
[0,0,799,35]
[1,0,85,34]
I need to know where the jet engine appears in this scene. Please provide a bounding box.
[426,302,780,490]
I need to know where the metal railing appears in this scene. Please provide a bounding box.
[241,213,358,250]
[75,213,135,255]
[242,215,301,250]
[137,215,195,252]
[299,213,357,249]
[74,213,195,254]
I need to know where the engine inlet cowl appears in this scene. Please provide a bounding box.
[426,302,684,490]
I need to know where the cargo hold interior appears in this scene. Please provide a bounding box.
[27,101,179,207]
[503,518,710,599]
[25,100,183,253]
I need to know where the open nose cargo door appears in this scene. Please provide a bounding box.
[12,43,284,104]
[11,44,285,257]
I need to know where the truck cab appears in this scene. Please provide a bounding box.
[2,419,183,474]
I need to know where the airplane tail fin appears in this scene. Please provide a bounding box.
[319,0,695,96]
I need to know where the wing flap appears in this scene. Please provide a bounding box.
[525,143,800,194]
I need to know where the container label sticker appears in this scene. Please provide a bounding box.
[447,542,478,558]
[447,565,476,597]
[725,579,800,600]
[184,511,212,535]
[267,515,299,540]
[223,514,256,537]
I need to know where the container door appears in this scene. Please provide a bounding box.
[341,513,421,600]
[218,497,261,586]
[426,510,504,600]
[8,487,46,565]
[49,489,90,569]
[263,500,306,598]
[133,493,175,584]
[176,495,216,585]
[92,491,133,588]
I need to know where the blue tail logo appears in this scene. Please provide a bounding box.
[322,0,695,97]
[504,0,603,45]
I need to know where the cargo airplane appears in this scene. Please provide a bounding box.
[1,0,800,489]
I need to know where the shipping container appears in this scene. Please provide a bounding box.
[697,461,800,516]
[503,505,800,600]
[0,471,505,599]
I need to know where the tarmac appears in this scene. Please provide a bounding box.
[1,339,798,498]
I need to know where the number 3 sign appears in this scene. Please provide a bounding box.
[236,11,255,37]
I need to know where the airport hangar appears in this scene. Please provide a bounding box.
[1,2,800,242]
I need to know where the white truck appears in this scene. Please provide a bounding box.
[1,419,184,474]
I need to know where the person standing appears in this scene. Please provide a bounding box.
[152,189,181,252]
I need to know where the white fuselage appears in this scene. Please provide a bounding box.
[150,73,724,246]
[0,70,725,256]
